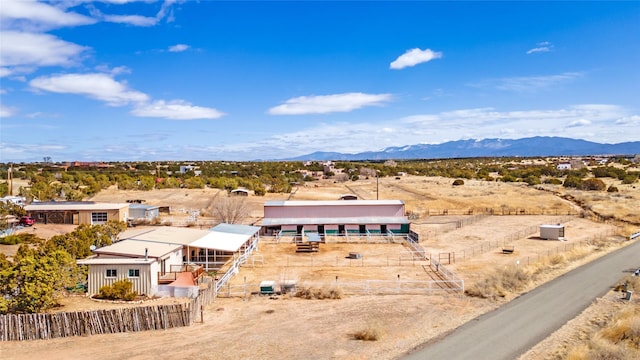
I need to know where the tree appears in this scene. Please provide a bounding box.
[210,196,249,224]
[581,178,606,191]
[1,245,76,314]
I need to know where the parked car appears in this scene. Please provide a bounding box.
[19,216,35,226]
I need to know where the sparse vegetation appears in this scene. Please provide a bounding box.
[295,285,343,300]
[352,324,381,341]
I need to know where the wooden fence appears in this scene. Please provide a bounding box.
[0,304,190,341]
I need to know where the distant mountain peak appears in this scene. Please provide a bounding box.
[284,137,640,161]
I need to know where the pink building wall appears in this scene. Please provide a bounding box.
[264,203,405,218]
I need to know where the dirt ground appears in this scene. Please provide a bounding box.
[1,175,639,359]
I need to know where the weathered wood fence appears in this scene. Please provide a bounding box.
[0,304,190,341]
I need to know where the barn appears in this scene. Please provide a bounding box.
[261,200,410,237]
[24,201,129,225]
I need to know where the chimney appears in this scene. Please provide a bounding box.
[145,248,148,260]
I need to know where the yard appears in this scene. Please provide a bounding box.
[1,175,638,359]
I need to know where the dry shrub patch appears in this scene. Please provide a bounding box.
[465,266,532,299]
[352,325,381,341]
[295,285,343,300]
[566,305,640,359]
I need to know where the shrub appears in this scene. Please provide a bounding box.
[0,233,40,245]
[607,186,619,192]
[582,178,606,191]
[544,178,563,185]
[295,285,343,300]
[452,179,464,186]
[97,279,137,301]
[353,326,381,341]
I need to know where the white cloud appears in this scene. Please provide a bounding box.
[615,115,640,126]
[0,105,17,118]
[471,72,584,92]
[131,100,225,120]
[390,48,442,70]
[90,0,177,27]
[102,14,159,27]
[567,119,591,127]
[527,41,553,55]
[0,0,96,31]
[29,73,150,106]
[168,44,190,52]
[0,31,89,73]
[268,92,393,115]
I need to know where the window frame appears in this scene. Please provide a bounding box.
[105,269,117,278]
[91,212,108,224]
[128,269,140,278]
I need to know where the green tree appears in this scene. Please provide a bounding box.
[581,178,606,191]
[1,246,76,314]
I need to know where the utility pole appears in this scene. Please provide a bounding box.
[8,163,13,196]
[376,170,379,200]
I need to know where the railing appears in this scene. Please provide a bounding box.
[216,279,464,298]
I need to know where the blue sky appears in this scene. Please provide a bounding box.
[1,1,639,162]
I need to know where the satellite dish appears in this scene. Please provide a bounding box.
[90,245,97,251]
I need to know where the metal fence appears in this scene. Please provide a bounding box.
[215,278,463,298]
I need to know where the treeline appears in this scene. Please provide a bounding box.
[1,158,638,202]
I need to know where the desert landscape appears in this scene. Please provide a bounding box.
[1,174,639,359]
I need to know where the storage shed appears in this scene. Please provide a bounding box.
[540,224,565,240]
[128,204,160,222]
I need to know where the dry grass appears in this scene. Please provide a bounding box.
[564,304,640,359]
[295,285,343,300]
[465,265,532,299]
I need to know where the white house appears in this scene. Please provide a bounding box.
[77,224,261,298]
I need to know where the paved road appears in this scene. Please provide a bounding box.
[403,240,640,360]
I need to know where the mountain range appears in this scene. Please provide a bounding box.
[286,137,640,161]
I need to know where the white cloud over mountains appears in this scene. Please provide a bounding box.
[268,93,393,115]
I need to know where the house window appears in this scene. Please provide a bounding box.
[106,269,117,278]
[128,269,140,278]
[91,212,108,224]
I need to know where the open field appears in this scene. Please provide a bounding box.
[2,175,639,359]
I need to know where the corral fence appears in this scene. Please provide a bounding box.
[215,278,463,298]
[443,215,575,262]
[510,228,618,268]
[416,208,580,217]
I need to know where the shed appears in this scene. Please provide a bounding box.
[230,188,250,196]
[128,204,160,222]
[540,224,565,240]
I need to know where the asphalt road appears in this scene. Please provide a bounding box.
[403,239,640,360]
